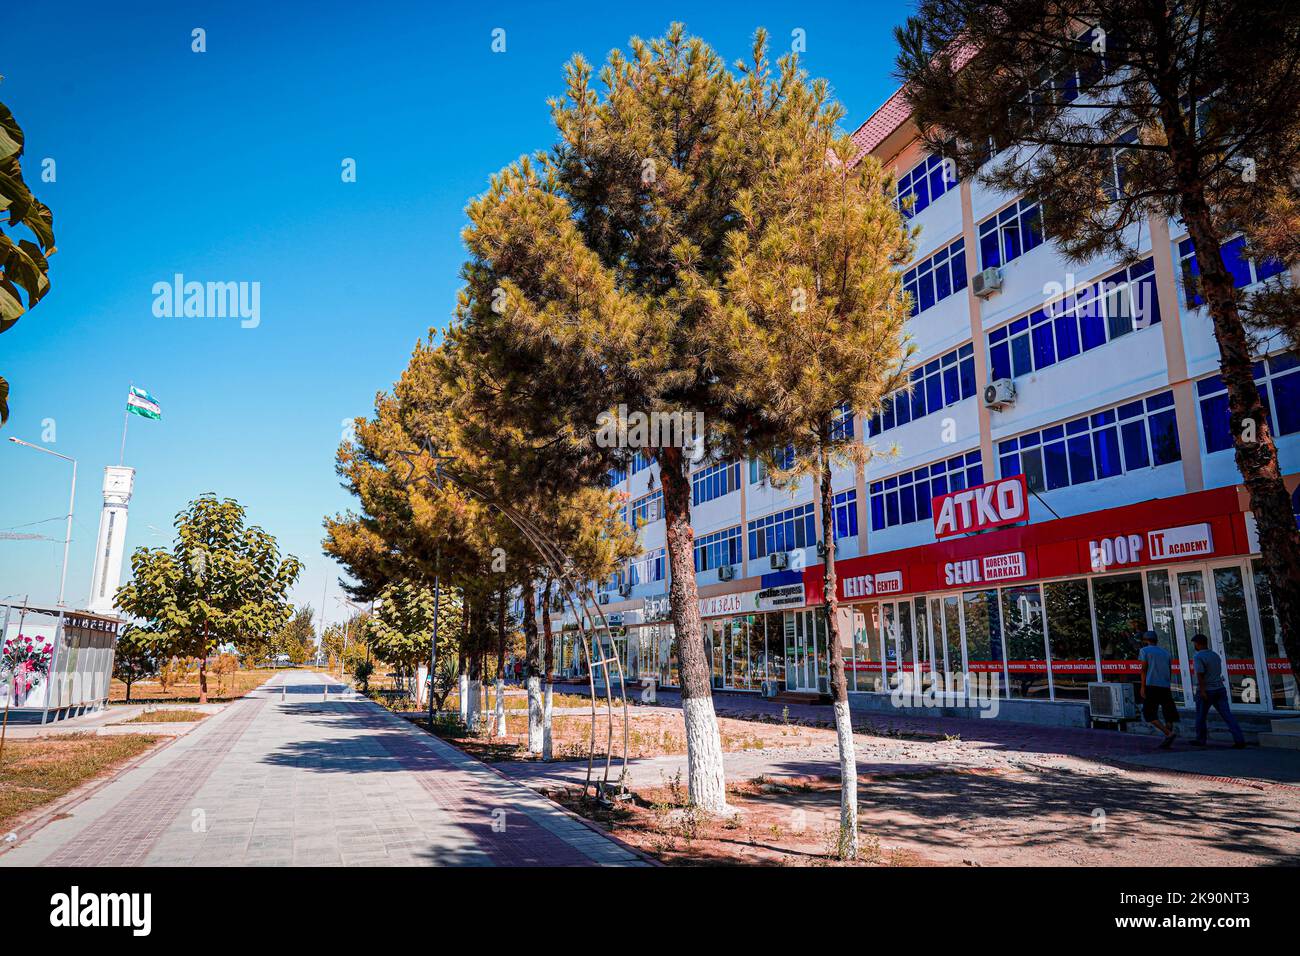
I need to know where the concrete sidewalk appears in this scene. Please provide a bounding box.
[1,670,645,867]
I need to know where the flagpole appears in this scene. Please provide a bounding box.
[119,381,132,466]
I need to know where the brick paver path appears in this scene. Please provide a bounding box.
[2,671,644,867]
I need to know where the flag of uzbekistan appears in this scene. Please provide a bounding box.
[126,386,162,420]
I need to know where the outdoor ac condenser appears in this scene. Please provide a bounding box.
[972,266,1004,298]
[718,564,736,581]
[1087,681,1137,720]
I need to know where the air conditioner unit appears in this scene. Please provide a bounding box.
[817,676,831,695]
[598,592,610,605]
[816,541,827,558]
[983,378,1017,410]
[761,680,779,698]
[769,551,790,570]
[718,564,736,581]
[972,267,1004,298]
[618,582,633,598]
[1087,681,1137,720]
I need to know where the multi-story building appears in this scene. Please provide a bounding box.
[540,71,1300,726]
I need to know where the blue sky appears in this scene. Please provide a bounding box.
[1,0,912,629]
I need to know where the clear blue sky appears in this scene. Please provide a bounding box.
[1,0,912,630]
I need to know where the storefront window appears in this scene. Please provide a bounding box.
[885,601,914,689]
[745,615,767,689]
[1252,559,1297,710]
[1213,566,1259,706]
[1001,585,1049,699]
[1175,569,1211,699]
[709,621,725,688]
[940,595,963,690]
[1093,572,1146,686]
[1144,570,1186,703]
[913,597,936,678]
[962,589,1004,696]
[727,618,752,689]
[1044,579,1096,699]
[832,608,854,692]
[653,624,678,687]
[851,605,884,692]
[764,612,785,688]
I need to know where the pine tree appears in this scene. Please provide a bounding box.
[451,26,832,812]
[896,0,1300,686]
[721,67,913,856]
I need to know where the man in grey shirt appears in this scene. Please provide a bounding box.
[1191,634,1246,748]
[1138,630,1177,748]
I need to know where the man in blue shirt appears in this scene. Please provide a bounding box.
[1190,633,1247,748]
[1138,630,1178,748]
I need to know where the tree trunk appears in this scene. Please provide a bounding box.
[542,578,555,760]
[818,441,857,859]
[495,587,507,737]
[658,445,727,813]
[1179,189,1300,688]
[198,622,209,705]
[524,583,544,754]
[1155,71,1300,696]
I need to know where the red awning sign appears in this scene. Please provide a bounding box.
[933,475,1028,539]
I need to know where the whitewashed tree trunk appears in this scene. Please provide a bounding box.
[833,698,858,857]
[526,674,544,753]
[682,695,728,812]
[494,677,507,736]
[542,681,554,760]
[467,678,480,731]
[458,672,469,725]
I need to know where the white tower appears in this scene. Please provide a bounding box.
[86,465,135,615]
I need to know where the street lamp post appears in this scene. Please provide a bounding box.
[429,546,440,728]
[8,438,77,607]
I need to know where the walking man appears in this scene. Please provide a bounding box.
[1138,630,1178,748]
[1190,633,1247,749]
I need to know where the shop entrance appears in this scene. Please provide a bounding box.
[1156,561,1270,711]
[784,609,826,692]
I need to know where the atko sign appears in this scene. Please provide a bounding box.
[933,475,1029,539]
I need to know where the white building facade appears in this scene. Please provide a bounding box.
[536,76,1299,725]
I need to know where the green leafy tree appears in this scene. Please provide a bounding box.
[115,494,303,703]
[275,605,316,665]
[112,625,157,702]
[0,98,56,425]
[896,0,1300,683]
[369,579,463,697]
[722,81,913,857]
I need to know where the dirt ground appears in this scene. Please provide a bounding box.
[424,708,828,762]
[111,667,275,703]
[435,705,1300,867]
[551,756,1300,867]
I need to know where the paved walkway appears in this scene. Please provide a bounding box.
[1,671,644,867]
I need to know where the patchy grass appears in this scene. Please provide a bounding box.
[0,733,161,831]
[417,708,826,763]
[111,668,275,704]
[117,709,208,724]
[547,772,928,867]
